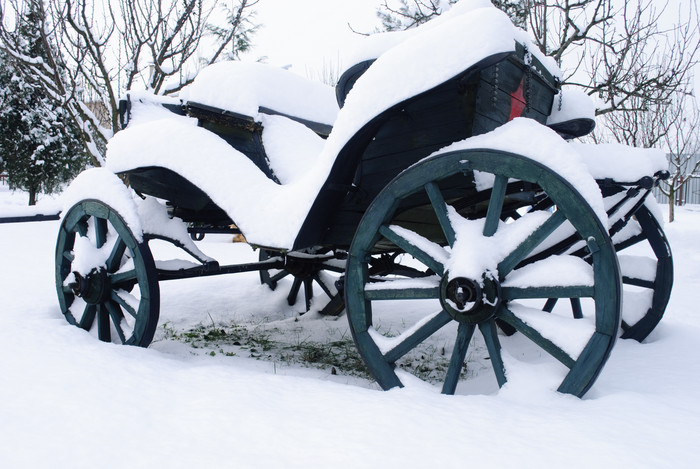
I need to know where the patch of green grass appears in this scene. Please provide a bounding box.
[158,320,371,379]
[158,319,492,385]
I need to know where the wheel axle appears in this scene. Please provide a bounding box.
[440,274,501,324]
[69,268,111,305]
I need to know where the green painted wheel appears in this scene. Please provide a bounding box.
[614,204,673,341]
[346,149,621,397]
[56,200,159,347]
[259,249,344,314]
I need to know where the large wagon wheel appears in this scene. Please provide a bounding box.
[56,200,159,347]
[259,249,344,315]
[346,149,621,397]
[614,204,673,341]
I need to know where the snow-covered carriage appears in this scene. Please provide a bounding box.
[55,2,672,397]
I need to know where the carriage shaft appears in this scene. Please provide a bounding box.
[156,257,285,282]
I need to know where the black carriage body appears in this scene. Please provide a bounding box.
[312,44,558,249]
[124,43,559,249]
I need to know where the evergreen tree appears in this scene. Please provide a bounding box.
[0,8,87,205]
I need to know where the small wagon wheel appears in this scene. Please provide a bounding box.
[538,202,673,342]
[346,149,621,397]
[259,249,345,315]
[55,200,160,347]
[613,204,673,341]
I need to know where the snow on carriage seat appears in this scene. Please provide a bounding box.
[260,114,326,184]
[546,86,596,126]
[107,3,525,249]
[570,142,667,182]
[179,61,339,126]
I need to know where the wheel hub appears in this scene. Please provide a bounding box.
[440,274,501,324]
[70,268,111,305]
[284,255,320,279]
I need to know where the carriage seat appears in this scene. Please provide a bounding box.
[180,61,339,138]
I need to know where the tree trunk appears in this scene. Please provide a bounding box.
[668,186,675,223]
[28,188,37,206]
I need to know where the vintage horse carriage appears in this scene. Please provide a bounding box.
[55,4,672,397]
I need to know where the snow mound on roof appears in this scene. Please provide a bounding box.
[341,0,560,83]
[322,4,519,167]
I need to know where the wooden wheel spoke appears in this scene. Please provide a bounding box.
[97,306,111,342]
[384,310,452,364]
[62,250,75,263]
[622,276,655,289]
[319,264,345,274]
[106,238,127,272]
[111,291,137,318]
[498,210,567,276]
[543,298,558,312]
[570,298,583,319]
[79,304,97,330]
[110,269,137,287]
[313,273,336,299]
[424,182,456,246]
[496,307,576,369]
[614,232,646,252]
[441,322,476,394]
[365,285,439,301]
[303,278,313,311]
[502,285,594,301]
[94,218,108,249]
[269,270,289,284]
[379,225,445,275]
[104,301,127,344]
[479,319,507,387]
[483,175,508,237]
[287,277,303,306]
[76,219,89,237]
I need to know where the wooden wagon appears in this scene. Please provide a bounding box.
[55,5,671,397]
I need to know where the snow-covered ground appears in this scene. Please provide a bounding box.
[1,181,699,468]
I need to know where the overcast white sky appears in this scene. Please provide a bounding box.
[239,0,385,76]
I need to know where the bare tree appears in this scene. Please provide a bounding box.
[547,1,700,118]
[0,0,259,166]
[655,94,700,222]
[600,95,671,149]
[374,1,700,119]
